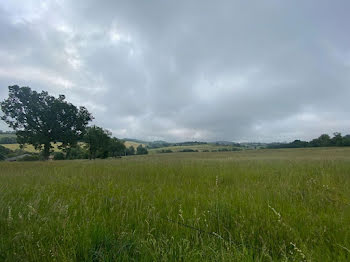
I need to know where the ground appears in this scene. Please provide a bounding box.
[1,148,350,261]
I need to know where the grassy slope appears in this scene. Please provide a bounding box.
[124,141,145,148]
[1,148,350,261]
[2,143,62,152]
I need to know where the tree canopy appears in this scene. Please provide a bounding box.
[1,85,93,159]
[83,125,112,159]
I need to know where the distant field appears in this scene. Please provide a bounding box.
[2,143,62,152]
[149,143,240,153]
[1,147,350,261]
[0,133,16,138]
[124,141,145,148]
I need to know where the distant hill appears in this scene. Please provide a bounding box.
[122,138,149,144]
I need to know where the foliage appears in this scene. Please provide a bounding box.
[0,144,11,156]
[179,148,198,152]
[17,154,40,161]
[126,146,135,155]
[136,145,148,155]
[1,148,350,261]
[65,145,89,160]
[83,126,111,159]
[53,152,65,160]
[268,132,350,149]
[1,85,92,159]
[109,138,126,157]
[158,149,173,153]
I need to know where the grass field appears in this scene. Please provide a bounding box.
[124,141,145,148]
[1,148,350,261]
[0,133,16,138]
[2,143,62,153]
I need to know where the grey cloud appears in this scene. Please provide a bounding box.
[0,0,350,141]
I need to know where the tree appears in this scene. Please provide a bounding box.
[332,132,343,146]
[83,125,111,159]
[136,144,148,155]
[1,85,92,159]
[126,146,135,156]
[343,135,350,146]
[65,145,89,160]
[109,137,126,157]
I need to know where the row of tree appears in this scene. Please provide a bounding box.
[82,125,147,159]
[267,133,350,149]
[0,85,147,160]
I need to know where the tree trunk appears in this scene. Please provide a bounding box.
[43,143,50,160]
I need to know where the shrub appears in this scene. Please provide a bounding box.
[18,155,40,161]
[53,152,65,160]
[136,145,148,155]
[66,146,88,160]
[158,149,173,153]
[126,146,135,155]
[180,149,198,152]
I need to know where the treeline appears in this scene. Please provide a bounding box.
[148,141,208,149]
[267,133,350,149]
[56,125,147,160]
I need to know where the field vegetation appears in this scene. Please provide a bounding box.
[1,148,350,261]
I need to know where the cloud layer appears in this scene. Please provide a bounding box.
[1,0,350,142]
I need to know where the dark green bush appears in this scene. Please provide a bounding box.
[53,152,65,160]
[19,155,40,161]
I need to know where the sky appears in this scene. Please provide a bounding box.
[0,0,349,142]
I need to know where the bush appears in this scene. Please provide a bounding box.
[66,146,88,160]
[158,149,173,153]
[126,146,135,155]
[180,149,198,152]
[53,152,65,160]
[18,155,40,161]
[0,145,11,156]
[136,145,148,155]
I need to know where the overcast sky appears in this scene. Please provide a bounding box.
[0,0,349,142]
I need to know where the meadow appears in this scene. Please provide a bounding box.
[1,148,350,261]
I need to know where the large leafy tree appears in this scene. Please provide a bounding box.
[1,85,93,159]
[83,125,111,159]
[109,137,126,157]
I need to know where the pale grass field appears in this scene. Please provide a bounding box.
[2,143,62,152]
[1,148,350,261]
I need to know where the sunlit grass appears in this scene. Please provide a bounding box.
[2,143,62,152]
[1,148,350,261]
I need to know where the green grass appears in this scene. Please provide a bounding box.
[1,148,350,261]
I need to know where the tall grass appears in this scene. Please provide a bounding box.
[1,148,350,261]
